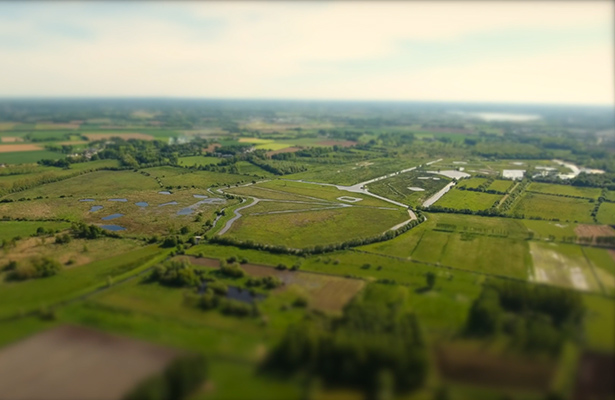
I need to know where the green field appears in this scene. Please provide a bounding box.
[225,206,409,248]
[527,182,602,199]
[512,192,594,222]
[597,202,615,224]
[0,220,71,241]
[0,150,65,165]
[178,156,223,166]
[367,172,451,207]
[457,177,489,189]
[487,179,514,193]
[435,188,501,211]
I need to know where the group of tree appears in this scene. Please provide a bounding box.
[465,280,584,355]
[124,354,208,400]
[261,284,428,398]
[5,257,62,281]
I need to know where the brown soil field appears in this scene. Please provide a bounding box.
[436,343,554,391]
[84,133,155,141]
[316,140,356,147]
[0,136,24,143]
[0,144,44,152]
[575,224,615,239]
[35,123,81,130]
[0,325,180,400]
[184,256,364,312]
[572,351,615,400]
[266,146,302,157]
[204,143,221,153]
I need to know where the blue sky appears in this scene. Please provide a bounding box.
[0,1,612,104]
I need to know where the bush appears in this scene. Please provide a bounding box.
[150,260,199,287]
[220,263,245,278]
[7,257,62,281]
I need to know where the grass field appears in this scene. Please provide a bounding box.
[511,192,594,222]
[0,150,64,165]
[435,189,501,211]
[581,247,615,295]
[457,177,489,189]
[0,221,71,241]
[487,179,514,193]
[178,156,223,166]
[604,190,615,202]
[225,206,409,248]
[596,202,615,224]
[0,245,166,319]
[527,182,602,199]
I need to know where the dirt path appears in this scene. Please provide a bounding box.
[496,181,519,208]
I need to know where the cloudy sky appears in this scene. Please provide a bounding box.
[0,1,612,105]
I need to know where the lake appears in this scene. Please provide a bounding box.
[101,213,124,221]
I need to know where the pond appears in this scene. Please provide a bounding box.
[193,195,208,199]
[101,213,124,221]
[200,282,265,303]
[100,224,126,231]
[89,205,104,212]
[79,199,95,202]
[108,198,128,202]
[176,198,227,216]
[159,201,178,207]
[135,202,149,207]
[158,191,172,195]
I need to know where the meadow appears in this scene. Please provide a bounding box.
[527,182,602,199]
[511,192,594,222]
[434,188,502,211]
[596,202,615,224]
[367,172,451,207]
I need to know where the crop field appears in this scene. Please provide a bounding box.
[596,202,615,224]
[511,192,594,222]
[529,242,600,292]
[605,190,615,202]
[522,220,579,240]
[581,247,615,294]
[235,161,274,177]
[527,182,602,199]
[434,188,501,211]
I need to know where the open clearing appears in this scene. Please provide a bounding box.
[0,325,179,400]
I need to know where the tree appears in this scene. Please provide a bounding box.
[426,272,436,290]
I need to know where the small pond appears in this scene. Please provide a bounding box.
[101,224,126,231]
[79,199,95,202]
[135,202,149,207]
[177,207,193,216]
[101,213,124,221]
[200,282,265,304]
[158,191,172,195]
[159,201,178,207]
[109,198,128,202]
[89,205,104,212]
[193,195,208,199]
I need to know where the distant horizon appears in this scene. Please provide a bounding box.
[0,96,612,109]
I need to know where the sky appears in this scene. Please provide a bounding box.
[0,1,613,105]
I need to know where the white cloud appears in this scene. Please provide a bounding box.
[0,1,612,104]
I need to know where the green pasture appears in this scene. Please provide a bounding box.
[527,182,602,199]
[367,172,451,207]
[457,177,488,189]
[0,221,71,241]
[225,206,409,248]
[0,150,65,165]
[435,189,501,211]
[178,156,223,167]
[487,179,514,193]
[596,202,615,224]
[511,193,594,222]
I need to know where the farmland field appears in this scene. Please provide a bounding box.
[434,188,502,211]
[0,150,64,164]
[596,202,615,224]
[511,192,594,222]
[487,179,514,193]
[527,182,602,199]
